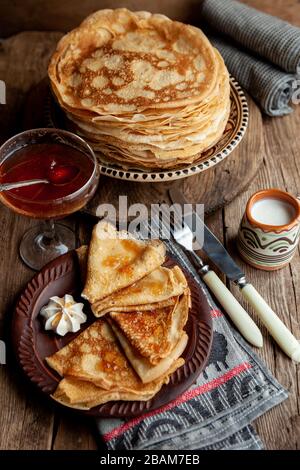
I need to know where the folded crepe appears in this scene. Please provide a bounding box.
[47,318,184,409]
[81,221,166,303]
[52,377,156,410]
[46,319,184,395]
[76,243,188,318]
[52,357,183,410]
[109,319,188,384]
[109,289,191,366]
[92,265,188,317]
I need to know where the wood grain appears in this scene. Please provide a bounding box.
[52,414,98,450]
[220,0,300,450]
[0,0,201,38]
[0,0,299,451]
[0,31,63,144]
[0,207,54,449]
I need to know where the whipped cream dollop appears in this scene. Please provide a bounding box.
[40,294,87,336]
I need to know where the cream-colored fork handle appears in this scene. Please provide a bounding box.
[241,284,300,362]
[202,270,263,348]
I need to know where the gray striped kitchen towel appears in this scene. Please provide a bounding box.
[210,36,295,117]
[96,234,288,450]
[200,0,300,116]
[202,0,300,73]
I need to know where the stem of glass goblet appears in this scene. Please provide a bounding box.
[40,219,57,247]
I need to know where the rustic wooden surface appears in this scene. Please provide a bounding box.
[0,0,299,450]
[0,0,201,38]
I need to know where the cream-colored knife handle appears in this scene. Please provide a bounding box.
[241,283,300,362]
[202,270,263,348]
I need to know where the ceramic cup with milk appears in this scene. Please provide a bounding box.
[237,189,300,270]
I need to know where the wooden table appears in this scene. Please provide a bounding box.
[0,0,299,450]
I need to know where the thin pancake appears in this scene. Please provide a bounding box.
[81,221,166,303]
[52,357,183,410]
[48,9,219,113]
[93,297,177,318]
[109,319,188,383]
[46,319,169,395]
[109,289,190,364]
[92,265,187,317]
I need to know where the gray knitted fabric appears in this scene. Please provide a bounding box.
[210,36,295,116]
[201,0,300,73]
[199,0,300,116]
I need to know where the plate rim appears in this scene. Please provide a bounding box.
[11,250,213,418]
[46,76,248,183]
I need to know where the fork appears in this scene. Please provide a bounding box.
[166,221,263,348]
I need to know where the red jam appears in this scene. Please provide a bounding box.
[0,143,97,218]
[48,164,80,185]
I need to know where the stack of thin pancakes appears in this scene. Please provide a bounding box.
[48,8,230,170]
[46,222,190,409]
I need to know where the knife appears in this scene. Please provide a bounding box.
[169,188,300,362]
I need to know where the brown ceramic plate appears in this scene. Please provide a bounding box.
[12,251,213,418]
